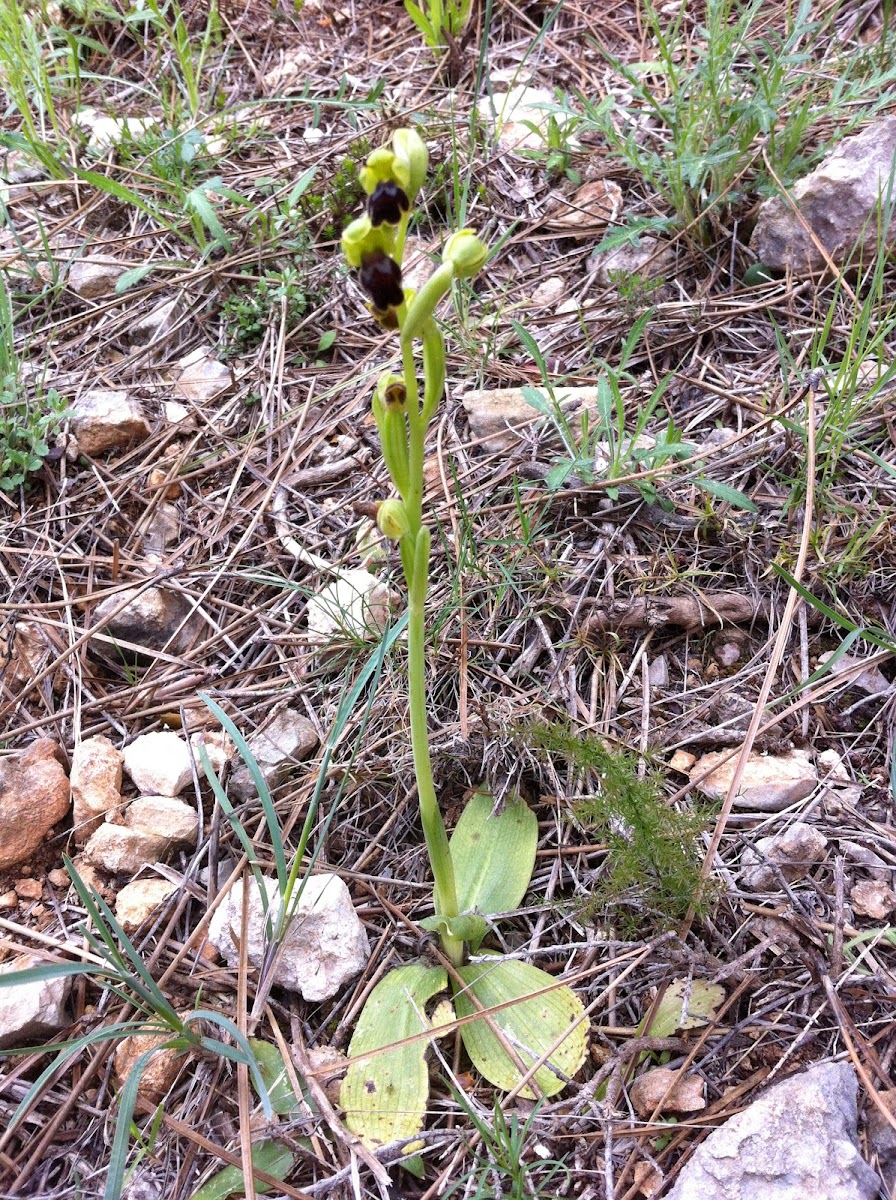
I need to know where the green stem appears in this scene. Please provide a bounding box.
[398,305,463,967]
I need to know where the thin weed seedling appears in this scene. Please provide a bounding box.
[0,275,67,492]
[403,0,472,55]
[0,858,274,1200]
[512,313,691,503]
[443,1090,571,1200]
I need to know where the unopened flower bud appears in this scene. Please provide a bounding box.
[391,128,428,199]
[443,228,488,278]
[377,498,410,541]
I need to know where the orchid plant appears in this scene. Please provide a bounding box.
[338,129,588,1157]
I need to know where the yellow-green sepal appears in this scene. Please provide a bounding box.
[341,214,394,267]
[359,145,396,195]
[449,789,537,948]
[453,953,588,1098]
[391,128,428,198]
[340,963,447,1149]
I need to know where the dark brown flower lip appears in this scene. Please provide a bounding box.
[383,382,407,408]
[368,180,410,226]
[359,249,404,310]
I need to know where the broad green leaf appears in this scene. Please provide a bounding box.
[450,791,537,932]
[340,963,447,1148]
[454,955,588,1098]
[642,978,725,1038]
[695,477,757,512]
[191,1140,296,1200]
[247,1038,312,1116]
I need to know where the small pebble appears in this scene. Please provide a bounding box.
[47,868,70,888]
[0,891,18,910]
[14,878,43,901]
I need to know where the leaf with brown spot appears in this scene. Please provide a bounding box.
[340,963,446,1148]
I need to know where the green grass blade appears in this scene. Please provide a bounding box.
[187,1010,273,1118]
[198,694,287,892]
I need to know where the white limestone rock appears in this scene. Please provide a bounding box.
[71,390,151,456]
[115,878,179,933]
[487,86,577,154]
[306,569,393,640]
[691,747,817,812]
[91,584,202,659]
[208,874,369,1002]
[741,822,828,891]
[666,1062,879,1200]
[70,734,124,842]
[172,347,232,402]
[818,650,890,695]
[0,954,71,1049]
[67,255,126,299]
[123,732,193,797]
[82,824,168,875]
[229,709,318,802]
[590,235,675,286]
[752,115,896,273]
[126,796,197,846]
[73,107,158,154]
[461,385,601,454]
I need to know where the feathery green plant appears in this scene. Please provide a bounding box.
[524,722,711,931]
